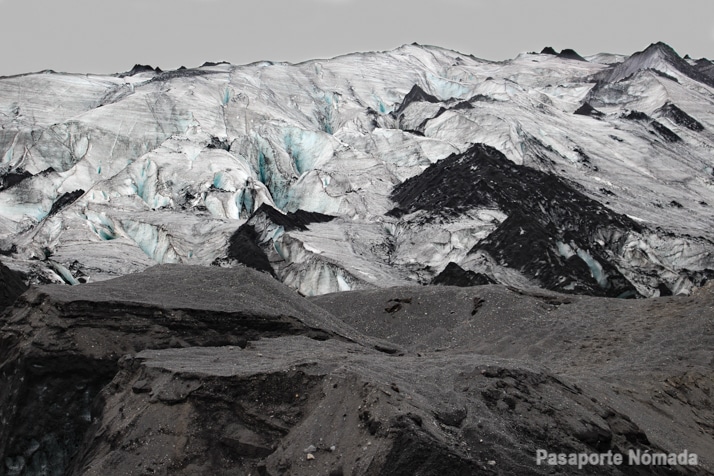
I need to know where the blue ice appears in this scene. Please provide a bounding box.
[576,249,609,288]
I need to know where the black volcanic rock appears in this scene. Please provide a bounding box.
[0,170,32,191]
[557,48,587,62]
[201,60,231,67]
[621,110,650,121]
[539,47,587,61]
[574,101,604,118]
[474,210,636,297]
[0,260,26,311]
[252,204,335,232]
[620,108,685,143]
[656,102,705,132]
[432,262,496,287]
[225,224,277,277]
[394,84,440,114]
[206,135,231,150]
[388,144,633,225]
[118,64,162,77]
[75,337,682,476]
[388,143,640,297]
[220,205,335,276]
[693,58,714,81]
[47,189,84,217]
[449,100,473,111]
[650,120,682,142]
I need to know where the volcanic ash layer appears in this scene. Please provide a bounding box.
[1,264,713,475]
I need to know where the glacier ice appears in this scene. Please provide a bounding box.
[118,219,180,264]
[575,248,608,288]
[1,42,714,296]
[49,260,79,285]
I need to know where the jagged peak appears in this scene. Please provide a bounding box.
[600,42,714,88]
[643,41,681,58]
[624,42,682,68]
[557,48,587,62]
[118,64,163,77]
[693,57,714,82]
[200,60,231,68]
[535,47,586,61]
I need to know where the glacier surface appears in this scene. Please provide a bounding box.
[2,43,714,296]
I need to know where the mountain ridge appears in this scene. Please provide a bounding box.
[599,42,714,88]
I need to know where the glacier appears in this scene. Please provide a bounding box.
[1,42,714,296]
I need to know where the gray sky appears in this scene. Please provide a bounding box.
[2,0,713,76]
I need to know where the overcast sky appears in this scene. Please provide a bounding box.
[1,0,713,76]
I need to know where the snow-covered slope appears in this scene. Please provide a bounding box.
[2,42,714,296]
